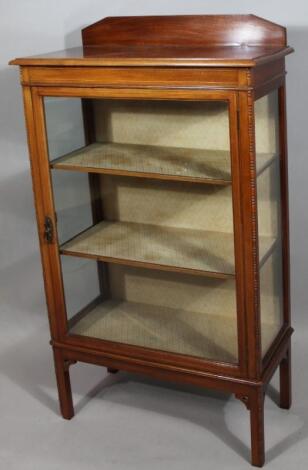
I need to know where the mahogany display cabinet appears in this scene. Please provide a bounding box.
[10,15,294,467]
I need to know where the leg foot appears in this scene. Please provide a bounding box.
[250,387,265,467]
[280,344,292,409]
[53,348,74,420]
[107,367,119,374]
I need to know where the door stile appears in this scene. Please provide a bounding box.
[238,90,262,380]
[30,86,68,339]
[22,85,62,340]
[229,92,248,376]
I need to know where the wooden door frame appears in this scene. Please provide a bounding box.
[26,84,250,379]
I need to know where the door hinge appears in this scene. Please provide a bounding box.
[44,216,54,244]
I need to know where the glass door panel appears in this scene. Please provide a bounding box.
[43,96,240,364]
[44,97,101,318]
[255,90,284,356]
[44,97,93,243]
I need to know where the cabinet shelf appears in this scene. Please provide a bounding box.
[60,220,276,279]
[69,298,279,363]
[51,142,278,184]
[51,142,232,184]
[69,299,238,362]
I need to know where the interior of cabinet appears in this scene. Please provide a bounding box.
[69,264,239,363]
[52,97,240,363]
[61,175,275,277]
[46,95,282,363]
[58,98,239,279]
[55,98,277,278]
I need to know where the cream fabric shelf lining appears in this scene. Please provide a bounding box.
[69,299,279,363]
[51,141,276,182]
[70,299,238,362]
[61,220,276,277]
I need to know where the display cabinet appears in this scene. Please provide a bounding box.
[10,15,294,466]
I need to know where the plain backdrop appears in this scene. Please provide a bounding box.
[0,1,307,469]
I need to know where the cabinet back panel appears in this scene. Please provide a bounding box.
[100,175,234,233]
[93,99,230,151]
[108,264,236,317]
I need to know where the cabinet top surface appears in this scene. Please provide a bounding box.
[10,14,293,68]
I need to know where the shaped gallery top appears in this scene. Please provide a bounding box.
[10,15,293,68]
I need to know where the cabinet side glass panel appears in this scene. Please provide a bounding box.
[44,96,239,363]
[255,90,284,356]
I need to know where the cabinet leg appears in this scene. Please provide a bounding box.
[107,367,119,374]
[250,388,265,467]
[53,348,74,420]
[280,344,292,409]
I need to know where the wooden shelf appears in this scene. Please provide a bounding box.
[51,142,232,184]
[51,142,277,184]
[69,299,239,362]
[69,298,280,363]
[60,220,276,278]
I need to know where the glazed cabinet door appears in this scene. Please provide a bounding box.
[28,86,247,375]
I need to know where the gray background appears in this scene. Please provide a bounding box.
[0,1,307,468]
